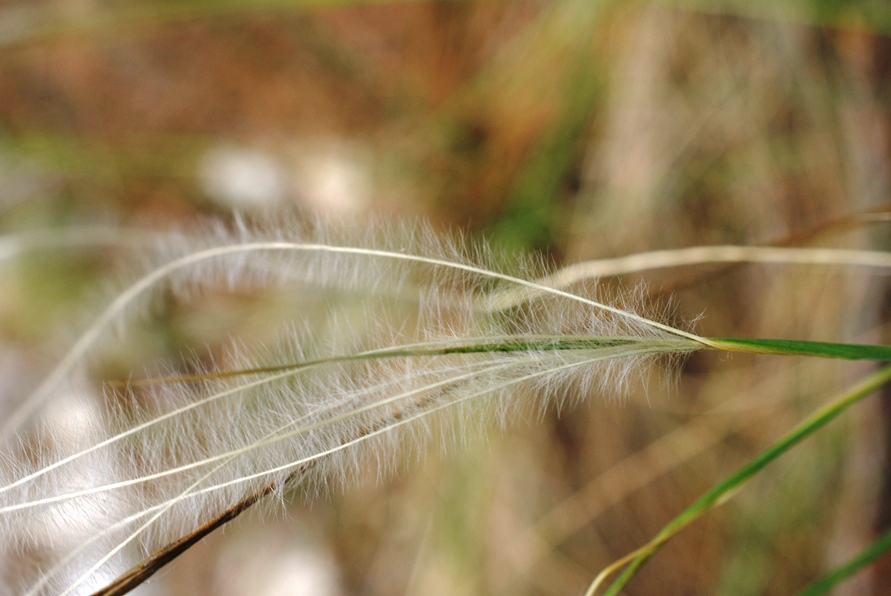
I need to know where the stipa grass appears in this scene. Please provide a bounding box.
[0,218,704,595]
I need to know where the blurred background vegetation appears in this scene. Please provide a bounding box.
[1,1,891,594]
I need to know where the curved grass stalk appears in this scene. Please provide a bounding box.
[586,362,891,596]
[489,246,891,310]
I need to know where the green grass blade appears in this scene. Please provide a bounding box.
[710,337,891,360]
[114,336,697,386]
[117,336,891,387]
[587,362,891,596]
[798,527,891,595]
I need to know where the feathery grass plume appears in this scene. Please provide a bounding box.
[0,216,706,595]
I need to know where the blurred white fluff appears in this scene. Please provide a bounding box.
[0,216,703,595]
[198,140,371,217]
[199,146,289,210]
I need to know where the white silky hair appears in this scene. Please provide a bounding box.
[0,216,704,595]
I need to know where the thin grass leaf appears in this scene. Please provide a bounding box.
[798,526,891,595]
[709,338,891,360]
[587,362,891,596]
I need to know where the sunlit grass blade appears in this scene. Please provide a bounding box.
[798,526,891,595]
[586,362,891,596]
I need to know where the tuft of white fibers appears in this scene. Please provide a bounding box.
[0,215,709,595]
